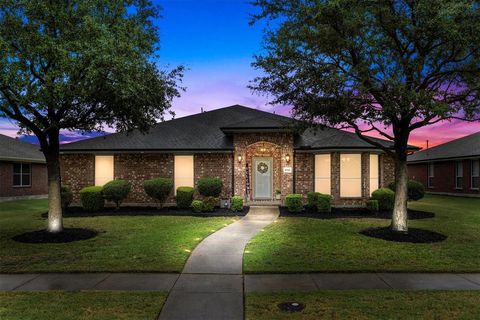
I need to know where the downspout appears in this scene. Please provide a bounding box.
[293,151,296,194]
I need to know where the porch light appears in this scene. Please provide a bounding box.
[285,154,290,163]
[238,155,242,163]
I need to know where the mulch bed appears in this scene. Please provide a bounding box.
[279,207,434,220]
[12,228,98,244]
[359,227,447,243]
[41,206,249,218]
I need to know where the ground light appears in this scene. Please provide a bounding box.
[278,302,305,313]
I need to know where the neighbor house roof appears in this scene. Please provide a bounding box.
[408,132,480,163]
[0,134,45,163]
[60,105,403,152]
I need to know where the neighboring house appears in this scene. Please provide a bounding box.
[60,105,406,207]
[0,134,48,201]
[407,132,480,197]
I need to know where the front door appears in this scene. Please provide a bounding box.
[253,157,272,199]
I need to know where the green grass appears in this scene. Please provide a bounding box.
[0,291,166,320]
[246,290,480,320]
[0,199,237,272]
[244,195,480,272]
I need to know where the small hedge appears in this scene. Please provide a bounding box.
[143,178,173,208]
[366,199,379,213]
[197,177,223,197]
[191,200,203,213]
[60,186,73,210]
[103,179,131,209]
[285,194,303,213]
[202,196,218,212]
[317,194,332,213]
[176,186,195,209]
[231,196,243,212]
[371,188,395,211]
[388,180,425,201]
[79,186,104,212]
[307,192,320,208]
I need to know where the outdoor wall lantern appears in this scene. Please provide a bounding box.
[285,154,290,163]
[238,155,242,163]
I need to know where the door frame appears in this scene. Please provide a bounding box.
[252,157,273,200]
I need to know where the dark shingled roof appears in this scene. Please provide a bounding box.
[0,134,45,163]
[408,131,480,163]
[60,105,399,152]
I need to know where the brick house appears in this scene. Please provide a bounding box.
[60,105,402,207]
[408,132,480,197]
[0,134,48,201]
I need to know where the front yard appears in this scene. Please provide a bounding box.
[0,199,237,273]
[244,195,480,273]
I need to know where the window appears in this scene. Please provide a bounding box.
[174,155,194,193]
[427,163,434,188]
[340,154,362,197]
[472,159,479,190]
[13,163,31,187]
[314,154,331,194]
[455,161,463,189]
[95,155,114,186]
[369,154,379,195]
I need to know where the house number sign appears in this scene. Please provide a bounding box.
[283,166,292,173]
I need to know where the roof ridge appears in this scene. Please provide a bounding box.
[413,131,480,155]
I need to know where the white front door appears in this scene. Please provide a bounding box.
[253,157,272,199]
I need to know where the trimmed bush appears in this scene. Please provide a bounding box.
[144,178,174,208]
[176,186,195,209]
[366,199,379,213]
[60,186,73,210]
[231,196,244,212]
[317,194,332,213]
[371,188,395,211]
[285,194,303,213]
[197,177,223,197]
[202,196,218,212]
[79,186,104,212]
[388,180,425,201]
[307,192,320,208]
[103,179,131,209]
[191,200,203,213]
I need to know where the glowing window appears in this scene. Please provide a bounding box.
[369,154,379,195]
[314,154,331,194]
[174,155,194,193]
[95,156,114,186]
[340,154,362,197]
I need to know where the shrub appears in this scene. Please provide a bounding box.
[371,188,395,211]
[60,186,73,210]
[307,192,320,208]
[79,186,104,212]
[317,194,332,213]
[191,200,203,213]
[103,179,131,209]
[231,196,244,212]
[285,194,303,213]
[176,186,195,209]
[143,178,174,208]
[388,180,425,201]
[197,177,223,197]
[366,199,379,213]
[202,196,218,212]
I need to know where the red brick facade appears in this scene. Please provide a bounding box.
[0,161,48,199]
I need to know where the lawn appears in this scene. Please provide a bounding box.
[0,199,237,273]
[244,195,480,272]
[246,290,480,320]
[0,291,166,320]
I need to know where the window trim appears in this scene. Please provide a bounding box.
[471,159,480,190]
[314,153,331,195]
[455,160,463,190]
[427,163,434,188]
[340,153,362,198]
[13,163,32,187]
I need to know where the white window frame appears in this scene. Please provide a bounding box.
[340,153,362,198]
[95,155,114,186]
[13,163,31,187]
[455,161,463,189]
[427,163,434,188]
[174,155,194,194]
[314,153,331,195]
[369,154,379,195]
[472,159,479,190]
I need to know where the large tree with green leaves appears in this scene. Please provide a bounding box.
[0,0,183,232]
[251,0,480,232]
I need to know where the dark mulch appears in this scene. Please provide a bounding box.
[279,206,434,220]
[359,227,447,243]
[12,228,98,244]
[278,302,306,313]
[41,206,249,218]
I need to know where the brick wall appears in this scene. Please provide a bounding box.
[294,152,314,196]
[60,154,95,203]
[0,161,48,199]
[194,153,233,198]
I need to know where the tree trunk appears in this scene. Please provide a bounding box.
[43,131,63,233]
[391,158,408,232]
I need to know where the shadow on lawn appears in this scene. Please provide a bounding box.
[279,207,435,220]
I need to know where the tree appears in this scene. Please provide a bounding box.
[0,0,183,232]
[250,0,480,232]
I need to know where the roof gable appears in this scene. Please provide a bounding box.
[0,134,45,163]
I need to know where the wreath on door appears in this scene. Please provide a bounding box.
[257,162,269,174]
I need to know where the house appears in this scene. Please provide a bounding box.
[0,134,48,201]
[407,132,480,197]
[60,105,401,207]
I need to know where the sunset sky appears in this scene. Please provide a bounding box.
[1,0,478,148]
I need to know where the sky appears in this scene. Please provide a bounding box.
[0,0,478,148]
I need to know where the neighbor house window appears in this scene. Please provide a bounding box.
[13,163,31,187]
[314,154,331,195]
[95,155,114,186]
[427,163,434,188]
[174,155,194,193]
[340,154,362,197]
[455,161,463,189]
[472,159,479,190]
[369,154,379,195]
